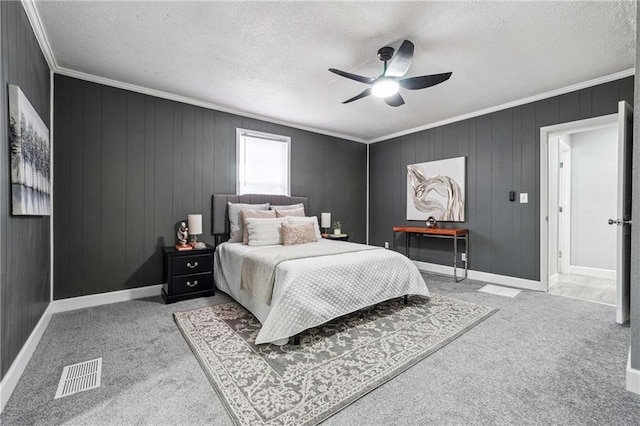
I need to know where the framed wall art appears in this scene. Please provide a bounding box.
[406,156,466,222]
[9,84,51,216]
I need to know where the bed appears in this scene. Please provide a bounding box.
[211,194,430,345]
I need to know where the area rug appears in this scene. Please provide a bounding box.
[174,294,496,425]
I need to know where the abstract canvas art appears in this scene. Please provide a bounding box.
[9,84,51,215]
[406,156,465,222]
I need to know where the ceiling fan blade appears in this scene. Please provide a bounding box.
[343,88,372,104]
[399,72,452,90]
[329,68,375,84]
[384,93,405,107]
[384,40,414,77]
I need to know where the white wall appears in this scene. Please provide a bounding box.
[570,126,618,271]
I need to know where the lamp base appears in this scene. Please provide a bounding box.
[175,244,193,251]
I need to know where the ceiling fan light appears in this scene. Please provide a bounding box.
[371,79,399,98]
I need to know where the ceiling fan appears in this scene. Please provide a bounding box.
[329,40,452,107]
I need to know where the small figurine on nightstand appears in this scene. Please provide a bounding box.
[176,222,193,251]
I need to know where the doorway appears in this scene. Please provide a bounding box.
[546,126,618,305]
[540,101,633,324]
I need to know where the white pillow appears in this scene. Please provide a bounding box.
[284,216,322,241]
[227,202,270,242]
[245,217,286,246]
[270,203,304,211]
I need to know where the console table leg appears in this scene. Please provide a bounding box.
[465,234,469,279]
[453,236,458,282]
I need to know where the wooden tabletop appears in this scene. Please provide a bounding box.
[393,226,468,236]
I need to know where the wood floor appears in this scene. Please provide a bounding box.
[549,273,616,305]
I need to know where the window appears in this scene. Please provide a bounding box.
[236,128,290,196]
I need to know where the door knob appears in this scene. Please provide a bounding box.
[608,219,632,226]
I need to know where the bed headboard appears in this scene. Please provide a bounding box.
[211,194,309,244]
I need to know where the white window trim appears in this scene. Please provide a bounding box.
[236,128,291,196]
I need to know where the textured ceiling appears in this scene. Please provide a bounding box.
[34,1,636,142]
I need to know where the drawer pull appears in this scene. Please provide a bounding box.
[187,261,199,269]
[186,280,199,287]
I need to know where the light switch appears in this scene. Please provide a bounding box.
[520,193,528,203]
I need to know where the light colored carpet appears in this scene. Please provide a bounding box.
[174,294,495,425]
[1,274,639,425]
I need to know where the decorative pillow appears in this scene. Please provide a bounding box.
[284,216,322,241]
[245,217,286,246]
[270,203,304,211]
[227,202,270,242]
[275,207,305,218]
[281,222,317,246]
[241,209,277,244]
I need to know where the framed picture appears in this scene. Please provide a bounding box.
[9,84,51,216]
[406,156,466,222]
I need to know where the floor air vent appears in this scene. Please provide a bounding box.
[55,358,102,399]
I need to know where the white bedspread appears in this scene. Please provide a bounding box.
[215,240,430,345]
[241,241,379,305]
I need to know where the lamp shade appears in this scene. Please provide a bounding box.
[321,212,331,228]
[188,214,202,235]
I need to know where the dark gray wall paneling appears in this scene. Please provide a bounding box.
[0,1,51,379]
[54,75,366,299]
[369,77,634,281]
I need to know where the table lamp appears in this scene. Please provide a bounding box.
[188,214,206,249]
[321,212,331,237]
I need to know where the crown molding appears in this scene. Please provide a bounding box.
[21,0,57,70]
[366,68,635,144]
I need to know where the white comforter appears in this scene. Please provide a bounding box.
[214,240,429,345]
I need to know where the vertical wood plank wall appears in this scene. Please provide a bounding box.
[369,77,634,281]
[0,2,51,379]
[53,75,367,299]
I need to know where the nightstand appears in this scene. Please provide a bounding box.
[323,234,349,242]
[162,245,215,303]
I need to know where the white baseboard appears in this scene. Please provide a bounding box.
[0,304,53,413]
[0,284,162,414]
[568,265,616,280]
[549,273,559,287]
[627,349,640,395]
[414,260,544,291]
[49,284,162,313]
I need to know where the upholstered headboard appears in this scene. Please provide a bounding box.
[211,194,309,243]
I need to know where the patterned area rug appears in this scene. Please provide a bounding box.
[174,294,496,425]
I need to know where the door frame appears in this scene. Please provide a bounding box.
[539,113,618,291]
[558,140,572,274]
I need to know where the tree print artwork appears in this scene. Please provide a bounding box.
[9,84,50,215]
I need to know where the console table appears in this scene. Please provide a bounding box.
[392,227,468,282]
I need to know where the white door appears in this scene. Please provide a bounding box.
[612,101,633,324]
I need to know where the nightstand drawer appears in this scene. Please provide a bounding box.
[172,254,213,276]
[172,273,214,295]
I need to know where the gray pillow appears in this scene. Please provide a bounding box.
[270,203,304,211]
[227,202,270,242]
